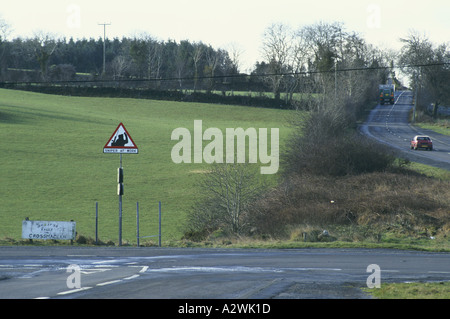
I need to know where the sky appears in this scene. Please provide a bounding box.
[1,0,449,72]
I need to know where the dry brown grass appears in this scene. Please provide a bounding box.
[249,169,450,239]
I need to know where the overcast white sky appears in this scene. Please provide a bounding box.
[1,0,449,72]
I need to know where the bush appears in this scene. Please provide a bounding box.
[248,171,450,238]
[283,109,396,177]
[183,163,266,239]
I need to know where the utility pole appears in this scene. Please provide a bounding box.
[334,59,337,106]
[98,22,111,75]
[412,70,419,124]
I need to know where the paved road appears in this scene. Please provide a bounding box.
[0,246,449,299]
[360,91,450,170]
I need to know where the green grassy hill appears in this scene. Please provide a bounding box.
[0,88,293,244]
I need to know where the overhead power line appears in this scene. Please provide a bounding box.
[1,61,449,86]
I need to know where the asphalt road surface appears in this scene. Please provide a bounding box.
[360,91,450,170]
[0,246,449,299]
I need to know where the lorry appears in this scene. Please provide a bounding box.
[379,84,395,105]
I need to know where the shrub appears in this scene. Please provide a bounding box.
[248,171,450,238]
[183,163,266,239]
[283,109,396,177]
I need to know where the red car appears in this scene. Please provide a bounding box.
[410,135,433,150]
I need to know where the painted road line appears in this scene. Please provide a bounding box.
[57,287,92,295]
[96,280,122,286]
[93,259,121,264]
[140,266,149,273]
[94,264,119,268]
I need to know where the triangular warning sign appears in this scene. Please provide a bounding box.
[103,123,139,154]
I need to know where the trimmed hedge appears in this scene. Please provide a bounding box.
[0,83,292,109]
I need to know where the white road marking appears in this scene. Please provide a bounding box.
[94,264,119,268]
[24,264,42,267]
[93,260,121,264]
[146,266,342,273]
[139,266,149,273]
[96,280,122,286]
[57,287,92,295]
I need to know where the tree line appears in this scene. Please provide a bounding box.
[0,32,247,91]
[399,31,450,116]
[0,23,391,110]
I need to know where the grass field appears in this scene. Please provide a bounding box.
[363,281,450,299]
[0,88,294,244]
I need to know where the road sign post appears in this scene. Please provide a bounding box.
[103,123,138,246]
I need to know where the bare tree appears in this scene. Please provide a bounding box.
[185,163,265,237]
[261,23,293,101]
[111,55,129,80]
[0,15,12,40]
[147,40,163,87]
[32,31,58,80]
[399,31,450,114]
[424,44,450,115]
[204,46,220,93]
[174,41,191,90]
[0,15,12,79]
[227,42,243,74]
[191,42,204,92]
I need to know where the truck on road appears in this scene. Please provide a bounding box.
[379,84,395,105]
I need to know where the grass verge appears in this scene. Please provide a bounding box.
[415,121,450,136]
[363,281,450,299]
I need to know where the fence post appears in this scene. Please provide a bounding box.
[136,202,140,247]
[95,201,98,245]
[159,201,162,247]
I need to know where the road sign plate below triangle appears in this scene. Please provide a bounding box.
[103,123,139,154]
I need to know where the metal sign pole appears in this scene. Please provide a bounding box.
[119,153,123,246]
[95,201,98,244]
[136,201,140,247]
[159,201,162,247]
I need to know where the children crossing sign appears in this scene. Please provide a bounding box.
[103,123,139,154]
